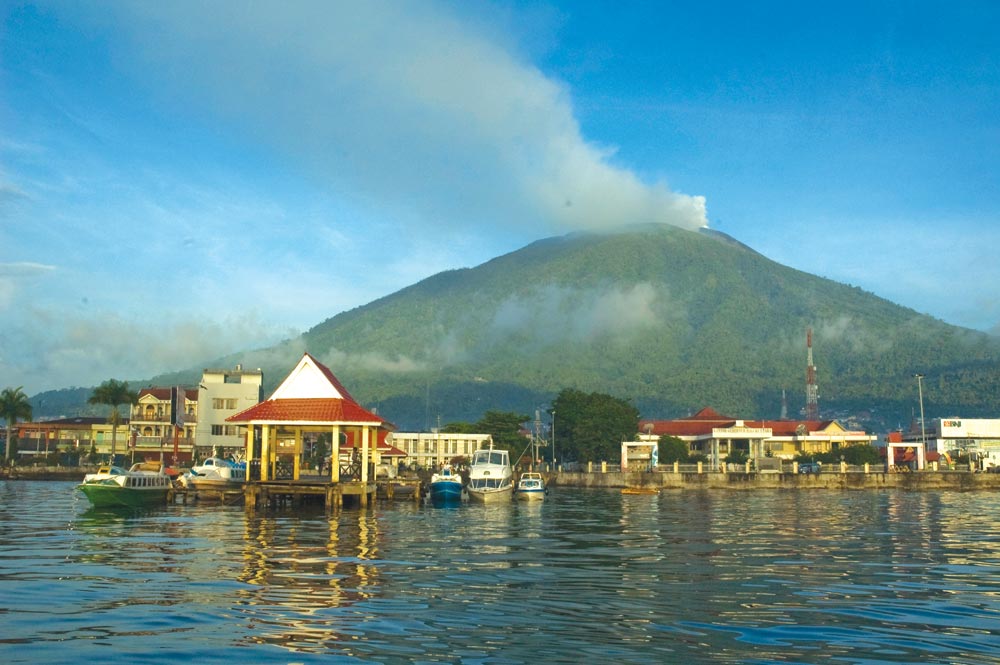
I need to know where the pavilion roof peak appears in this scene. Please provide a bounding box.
[268,352,356,401]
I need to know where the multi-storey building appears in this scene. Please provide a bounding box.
[195,364,264,457]
[131,387,198,462]
[388,431,493,469]
[898,416,1000,470]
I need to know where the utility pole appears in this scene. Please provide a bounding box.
[915,373,927,448]
[551,410,556,470]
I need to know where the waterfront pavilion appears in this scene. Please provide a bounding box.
[227,353,392,484]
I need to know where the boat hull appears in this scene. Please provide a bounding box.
[429,480,463,506]
[468,485,513,503]
[515,488,546,501]
[78,483,169,508]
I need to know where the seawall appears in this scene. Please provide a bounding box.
[8,466,1000,491]
[1,466,98,481]
[552,470,1000,491]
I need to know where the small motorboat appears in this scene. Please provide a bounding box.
[621,487,659,495]
[514,471,546,501]
[429,465,464,506]
[180,457,246,489]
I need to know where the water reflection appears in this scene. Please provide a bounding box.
[4,482,1000,663]
[235,507,382,652]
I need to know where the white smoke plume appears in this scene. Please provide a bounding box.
[71,0,707,234]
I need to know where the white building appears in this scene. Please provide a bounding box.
[389,431,493,469]
[195,365,264,456]
[917,417,1000,470]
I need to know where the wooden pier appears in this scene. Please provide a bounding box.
[169,477,422,510]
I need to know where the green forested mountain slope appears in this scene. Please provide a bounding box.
[32,224,1000,430]
[297,224,1000,429]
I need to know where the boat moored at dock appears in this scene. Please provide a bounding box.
[428,465,464,506]
[179,456,246,489]
[467,444,513,503]
[78,461,173,508]
[515,471,547,500]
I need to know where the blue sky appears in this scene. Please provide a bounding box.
[2,0,998,396]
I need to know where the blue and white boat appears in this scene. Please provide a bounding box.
[429,465,464,506]
[514,471,546,501]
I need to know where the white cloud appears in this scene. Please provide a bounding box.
[493,282,664,343]
[0,305,297,395]
[0,262,56,310]
[74,0,707,235]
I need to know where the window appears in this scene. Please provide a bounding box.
[212,425,223,436]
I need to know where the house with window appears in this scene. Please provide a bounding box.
[131,387,197,460]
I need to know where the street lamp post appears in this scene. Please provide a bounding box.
[551,410,556,471]
[915,373,927,458]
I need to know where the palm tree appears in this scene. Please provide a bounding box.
[1,386,33,463]
[88,379,138,463]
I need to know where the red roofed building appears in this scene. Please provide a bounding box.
[227,353,396,484]
[638,407,876,469]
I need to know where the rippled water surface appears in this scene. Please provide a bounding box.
[2,482,1000,663]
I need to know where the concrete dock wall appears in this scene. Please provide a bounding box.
[553,469,1000,490]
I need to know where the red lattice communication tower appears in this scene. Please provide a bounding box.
[805,328,819,421]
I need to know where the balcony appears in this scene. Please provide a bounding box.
[131,413,197,424]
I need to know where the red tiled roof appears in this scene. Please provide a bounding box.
[640,407,842,438]
[688,407,732,420]
[227,398,381,424]
[139,387,198,400]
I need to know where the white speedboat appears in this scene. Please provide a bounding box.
[467,444,513,503]
[181,456,245,488]
[78,462,172,508]
[192,457,245,480]
[515,471,546,501]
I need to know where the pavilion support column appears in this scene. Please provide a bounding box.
[244,426,254,473]
[361,426,370,484]
[261,425,271,482]
[293,427,302,480]
[331,425,341,483]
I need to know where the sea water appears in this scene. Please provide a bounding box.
[1,481,999,664]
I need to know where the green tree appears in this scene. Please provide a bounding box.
[830,444,881,466]
[657,435,689,464]
[88,379,138,463]
[474,410,529,452]
[311,436,329,470]
[442,421,477,433]
[1,386,32,463]
[552,388,639,463]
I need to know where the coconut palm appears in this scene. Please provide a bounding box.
[1,386,33,463]
[88,379,138,463]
